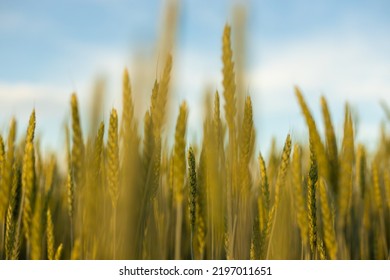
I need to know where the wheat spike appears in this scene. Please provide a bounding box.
[273,134,292,209]
[239,96,255,190]
[213,91,222,146]
[266,134,292,259]
[54,244,63,260]
[222,24,237,131]
[120,67,139,185]
[338,105,354,228]
[188,147,197,259]
[317,237,327,260]
[66,171,74,220]
[46,209,55,260]
[107,108,119,259]
[22,142,36,243]
[292,144,308,247]
[321,97,338,194]
[173,102,188,204]
[259,153,270,212]
[121,68,135,139]
[152,55,172,136]
[188,147,197,231]
[295,87,329,181]
[356,145,367,198]
[31,197,42,260]
[195,147,207,260]
[319,178,338,260]
[5,164,21,260]
[372,162,383,214]
[143,110,154,176]
[93,122,105,180]
[307,141,318,257]
[107,108,119,209]
[70,93,85,188]
[173,102,188,260]
[26,109,36,144]
[66,169,74,251]
[1,119,16,220]
[150,80,159,118]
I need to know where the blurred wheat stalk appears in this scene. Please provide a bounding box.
[0,18,390,260]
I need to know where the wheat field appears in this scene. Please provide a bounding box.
[0,24,389,260]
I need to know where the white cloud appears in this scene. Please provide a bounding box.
[250,35,390,108]
[247,33,390,149]
[0,82,71,155]
[0,83,67,103]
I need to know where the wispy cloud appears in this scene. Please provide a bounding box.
[251,35,390,107]
[248,31,390,150]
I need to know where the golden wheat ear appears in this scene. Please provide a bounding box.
[307,139,318,258]
[187,146,197,259]
[107,108,119,209]
[291,144,309,249]
[173,102,188,260]
[318,178,337,260]
[70,93,85,188]
[295,87,329,181]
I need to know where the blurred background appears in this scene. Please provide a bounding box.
[1,0,390,155]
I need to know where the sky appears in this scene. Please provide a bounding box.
[1,0,390,156]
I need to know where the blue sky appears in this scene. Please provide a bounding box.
[1,0,390,155]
